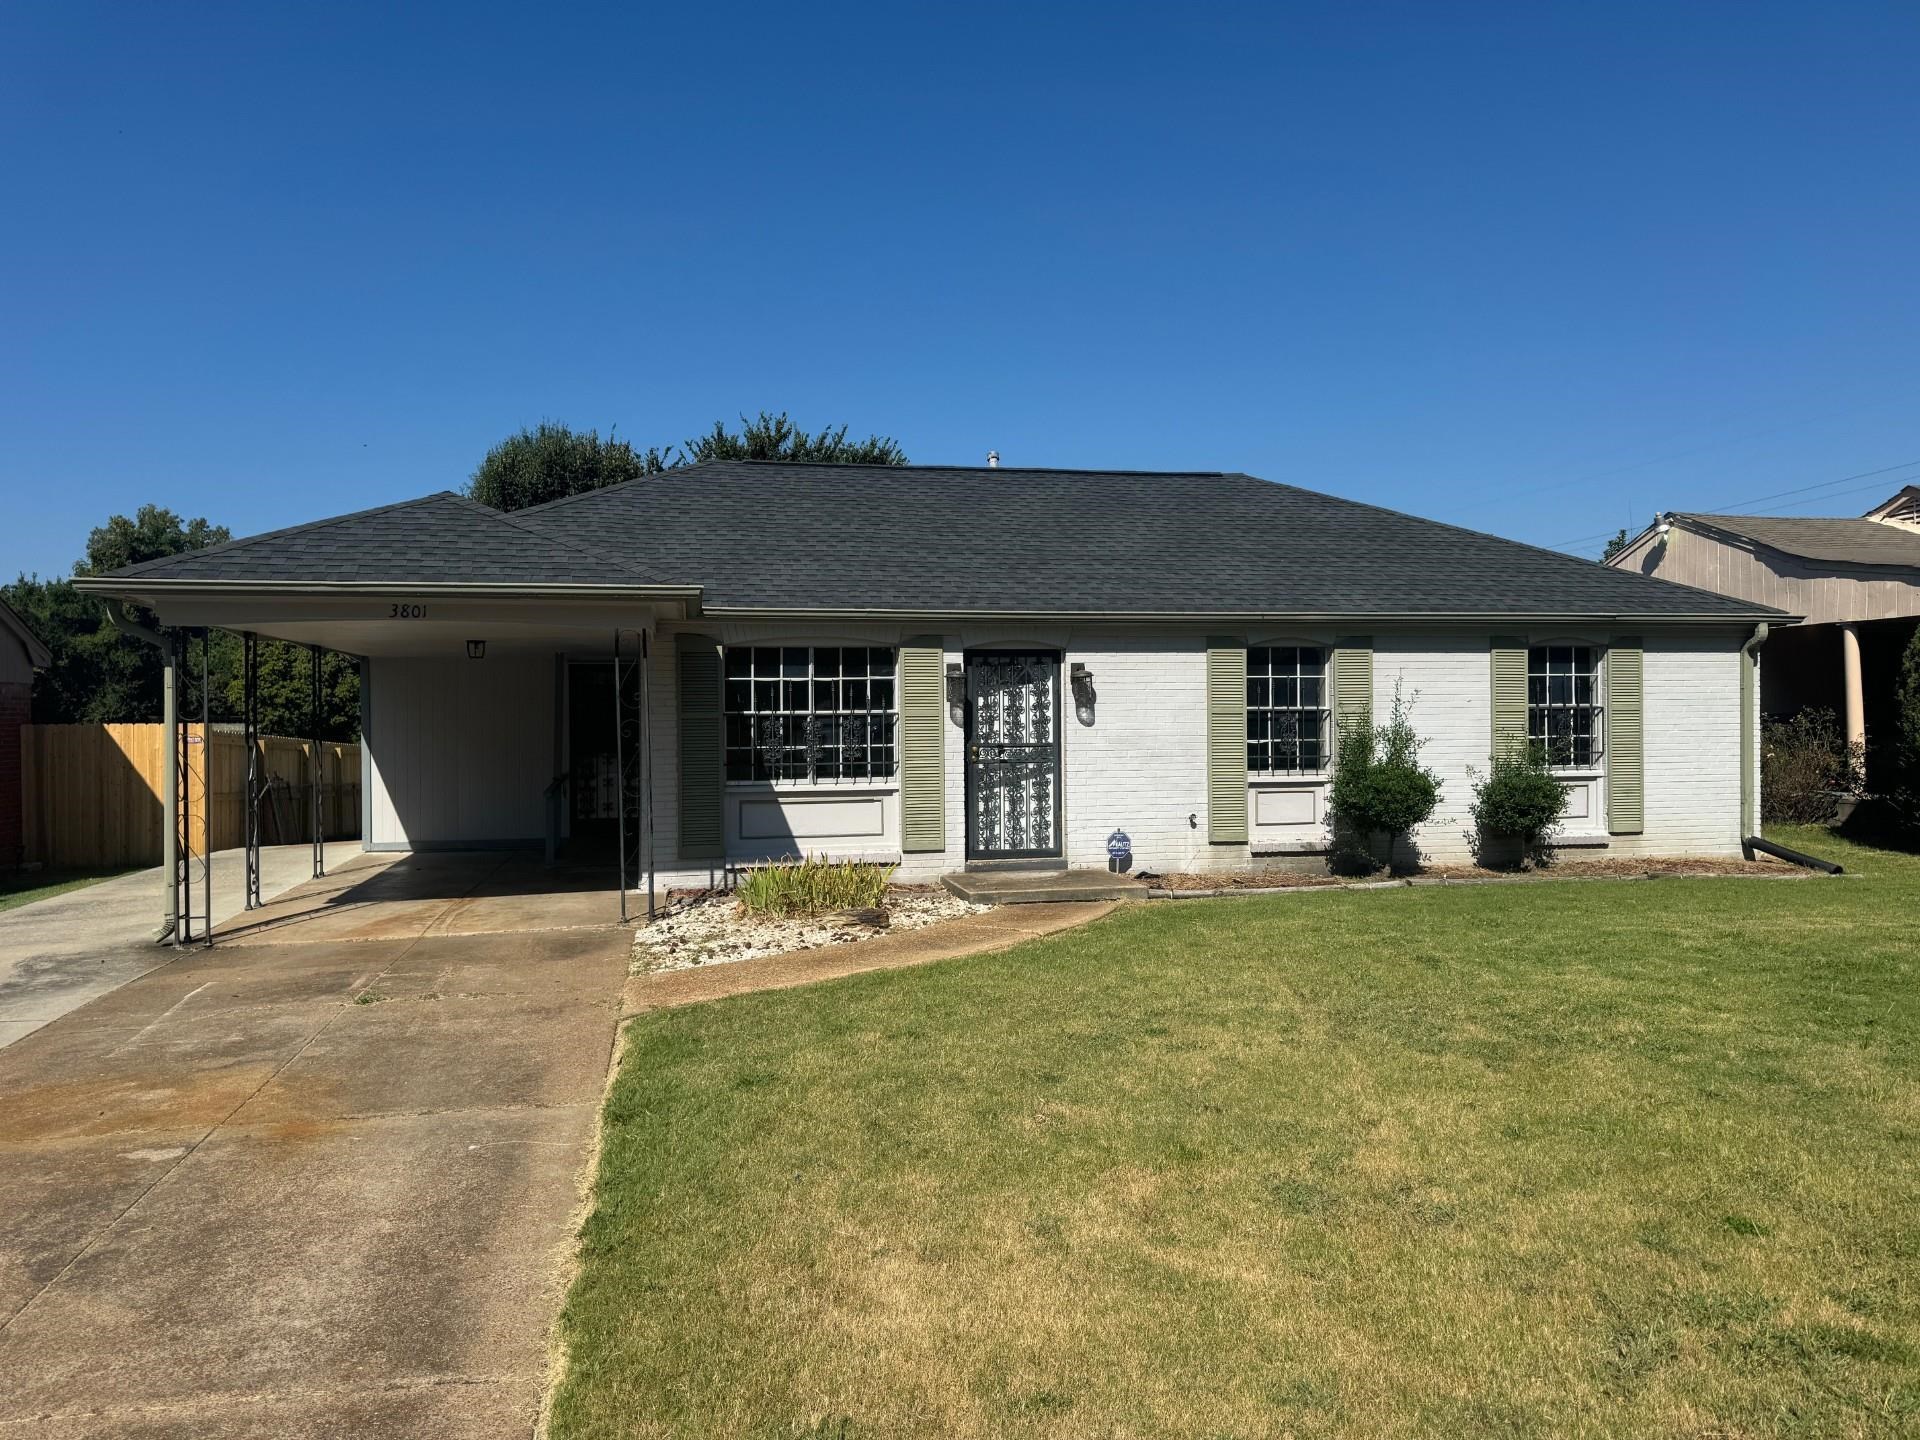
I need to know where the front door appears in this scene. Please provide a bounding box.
[965,651,1062,860]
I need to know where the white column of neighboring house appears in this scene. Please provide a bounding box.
[1840,622,1866,751]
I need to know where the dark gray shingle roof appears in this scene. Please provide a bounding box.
[511,462,1777,616]
[1678,513,1920,570]
[98,464,1780,618]
[104,491,653,586]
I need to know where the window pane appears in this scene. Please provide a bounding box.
[725,648,750,678]
[1248,710,1270,741]
[751,647,778,677]
[813,679,838,710]
[753,680,778,711]
[1247,677,1269,708]
[1549,673,1571,705]
[1248,742,1267,771]
[725,679,751,713]
[779,647,806,678]
[1249,647,1270,675]
[844,678,869,709]
[783,680,809,711]
[811,647,840,678]
[869,677,894,711]
[1300,676,1324,708]
[1299,646,1324,669]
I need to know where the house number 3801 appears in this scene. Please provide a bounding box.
[389,603,426,618]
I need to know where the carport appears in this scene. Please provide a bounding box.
[74,492,700,943]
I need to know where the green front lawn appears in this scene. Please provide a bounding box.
[0,865,135,913]
[553,829,1919,1439]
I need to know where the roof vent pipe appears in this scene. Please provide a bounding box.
[987,451,999,468]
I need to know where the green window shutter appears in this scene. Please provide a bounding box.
[1490,637,1528,758]
[1606,639,1645,835]
[899,639,946,853]
[1206,639,1248,844]
[676,635,724,860]
[1330,639,1373,737]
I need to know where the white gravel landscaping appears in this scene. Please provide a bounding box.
[631,888,989,974]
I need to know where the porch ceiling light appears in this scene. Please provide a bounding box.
[1070,662,1096,726]
[466,639,486,659]
[945,662,966,725]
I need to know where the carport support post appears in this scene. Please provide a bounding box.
[242,632,262,909]
[614,629,629,923]
[160,633,179,941]
[310,644,325,879]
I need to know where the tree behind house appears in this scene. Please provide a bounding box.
[5,505,358,737]
[469,412,908,512]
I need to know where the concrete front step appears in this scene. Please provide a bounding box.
[942,868,1141,904]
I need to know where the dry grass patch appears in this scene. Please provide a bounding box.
[551,828,1919,1439]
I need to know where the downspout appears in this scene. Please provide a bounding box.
[102,599,177,942]
[1740,622,1768,851]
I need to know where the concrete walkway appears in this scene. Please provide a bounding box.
[0,853,630,1438]
[624,900,1116,1014]
[0,842,361,1050]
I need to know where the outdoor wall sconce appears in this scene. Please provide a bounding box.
[1070,662,1096,725]
[945,662,966,725]
[466,640,486,659]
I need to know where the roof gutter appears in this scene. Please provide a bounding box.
[698,605,1798,625]
[71,577,705,610]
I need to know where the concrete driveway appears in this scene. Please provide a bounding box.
[0,852,631,1438]
[0,841,362,1048]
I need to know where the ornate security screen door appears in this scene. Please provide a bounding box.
[965,652,1062,859]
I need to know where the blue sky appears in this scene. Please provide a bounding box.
[5,1,1917,579]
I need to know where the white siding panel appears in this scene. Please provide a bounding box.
[367,655,553,847]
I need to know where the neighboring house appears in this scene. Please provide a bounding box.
[77,463,1783,887]
[0,599,53,868]
[1608,486,1920,785]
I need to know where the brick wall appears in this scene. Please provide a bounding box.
[642,624,1752,888]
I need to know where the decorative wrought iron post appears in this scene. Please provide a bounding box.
[612,630,647,923]
[310,644,325,879]
[641,629,654,921]
[174,630,214,946]
[613,630,626,920]
[173,629,191,946]
[242,631,262,909]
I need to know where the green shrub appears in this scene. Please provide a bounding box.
[1761,708,1863,825]
[1894,626,1920,835]
[1326,684,1442,873]
[1469,745,1569,867]
[734,856,895,917]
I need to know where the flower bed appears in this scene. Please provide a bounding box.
[632,886,988,974]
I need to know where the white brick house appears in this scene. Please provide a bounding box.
[82,463,1786,896]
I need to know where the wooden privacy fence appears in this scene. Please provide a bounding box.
[19,723,360,868]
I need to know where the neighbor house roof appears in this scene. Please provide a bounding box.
[0,597,52,668]
[88,463,1782,620]
[96,491,665,589]
[1672,513,1920,570]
